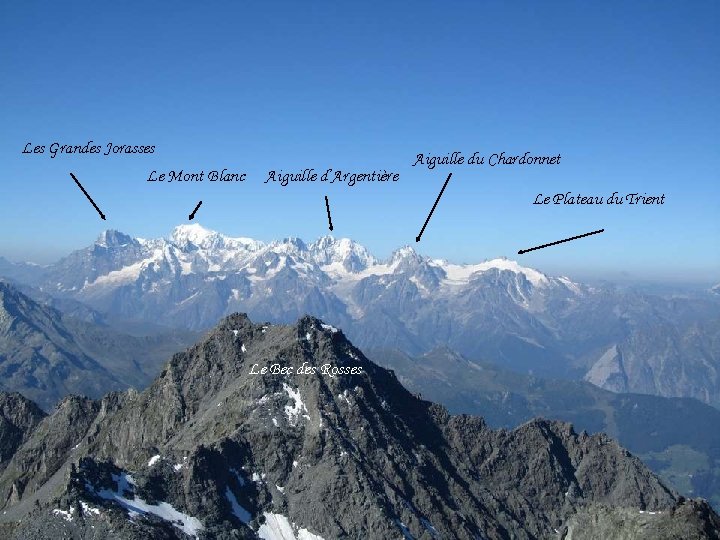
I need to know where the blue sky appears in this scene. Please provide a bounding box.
[1,1,718,281]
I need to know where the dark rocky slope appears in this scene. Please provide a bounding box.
[368,347,720,510]
[0,392,46,474]
[0,282,195,411]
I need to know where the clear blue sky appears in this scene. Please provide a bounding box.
[1,1,718,282]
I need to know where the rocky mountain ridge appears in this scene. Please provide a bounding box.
[369,347,720,511]
[0,314,718,539]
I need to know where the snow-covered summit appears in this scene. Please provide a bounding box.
[390,245,419,262]
[170,224,264,252]
[171,224,216,246]
[432,257,550,288]
[309,236,378,272]
[268,237,308,256]
[95,230,135,248]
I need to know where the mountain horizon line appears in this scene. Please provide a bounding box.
[4,222,564,279]
[4,224,717,286]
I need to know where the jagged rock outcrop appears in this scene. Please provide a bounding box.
[0,392,45,473]
[561,499,720,539]
[368,347,720,510]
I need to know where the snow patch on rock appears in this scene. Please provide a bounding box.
[53,508,74,522]
[283,383,309,426]
[258,512,325,540]
[86,471,203,538]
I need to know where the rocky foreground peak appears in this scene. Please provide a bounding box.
[0,314,718,539]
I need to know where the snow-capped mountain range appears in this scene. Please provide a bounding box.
[3,224,720,408]
[83,224,556,295]
[15,224,578,333]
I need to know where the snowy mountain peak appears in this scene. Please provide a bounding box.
[282,237,307,249]
[477,257,549,287]
[309,236,377,272]
[390,245,420,263]
[170,224,265,253]
[480,258,550,287]
[95,230,135,248]
[269,237,308,255]
[170,224,219,248]
[430,257,550,288]
[311,234,337,249]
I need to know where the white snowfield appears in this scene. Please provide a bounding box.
[86,471,203,538]
[436,258,549,287]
